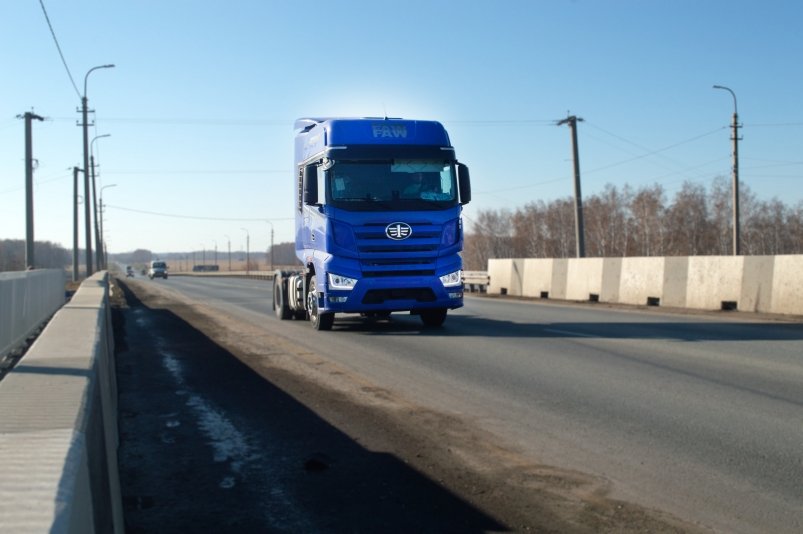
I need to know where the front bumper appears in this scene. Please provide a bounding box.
[321,274,463,314]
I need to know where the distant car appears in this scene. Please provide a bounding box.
[126,265,135,278]
[148,260,168,280]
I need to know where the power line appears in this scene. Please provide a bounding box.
[582,123,725,176]
[49,116,293,126]
[38,0,81,99]
[105,203,291,223]
[103,169,288,175]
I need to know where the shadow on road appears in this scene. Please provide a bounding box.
[114,282,507,533]
[337,312,803,342]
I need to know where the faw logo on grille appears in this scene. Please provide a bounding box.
[385,222,412,240]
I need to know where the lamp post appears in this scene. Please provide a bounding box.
[241,228,250,275]
[713,85,741,256]
[213,240,218,267]
[264,220,274,271]
[99,184,117,269]
[73,167,84,281]
[91,133,111,270]
[224,234,231,271]
[81,64,114,275]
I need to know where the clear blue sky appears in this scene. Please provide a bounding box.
[2,0,802,255]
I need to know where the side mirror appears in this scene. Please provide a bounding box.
[457,163,471,205]
[303,165,318,205]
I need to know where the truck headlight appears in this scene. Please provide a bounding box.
[439,270,462,287]
[328,272,358,290]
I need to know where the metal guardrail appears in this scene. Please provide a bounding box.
[0,269,66,360]
[462,271,490,293]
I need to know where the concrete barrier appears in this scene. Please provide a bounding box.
[0,269,66,360]
[488,259,525,296]
[489,255,803,317]
[0,272,123,533]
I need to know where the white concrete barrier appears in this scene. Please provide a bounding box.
[566,258,604,301]
[488,258,525,296]
[770,255,803,315]
[521,259,553,298]
[0,272,123,533]
[618,257,665,306]
[0,269,66,359]
[487,255,803,316]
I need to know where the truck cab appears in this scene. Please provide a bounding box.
[274,117,470,330]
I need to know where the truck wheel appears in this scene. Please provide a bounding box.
[274,277,291,320]
[420,308,447,327]
[307,277,333,331]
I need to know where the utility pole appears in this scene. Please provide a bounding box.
[713,85,742,255]
[557,114,586,258]
[80,99,93,275]
[19,111,44,269]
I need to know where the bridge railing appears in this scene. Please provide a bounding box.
[0,269,66,360]
[0,272,124,533]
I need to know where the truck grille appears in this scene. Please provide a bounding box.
[354,221,442,277]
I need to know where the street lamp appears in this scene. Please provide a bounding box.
[224,234,231,271]
[713,84,741,256]
[73,167,84,281]
[241,228,250,275]
[91,133,111,270]
[99,183,117,269]
[81,64,115,275]
[264,220,275,271]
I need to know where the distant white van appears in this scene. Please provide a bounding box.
[148,260,168,280]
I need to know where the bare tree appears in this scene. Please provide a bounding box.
[708,175,733,255]
[584,184,631,257]
[542,198,576,258]
[463,209,516,270]
[665,181,712,255]
[628,184,666,256]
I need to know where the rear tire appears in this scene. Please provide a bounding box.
[420,308,447,327]
[307,276,333,331]
[274,277,291,320]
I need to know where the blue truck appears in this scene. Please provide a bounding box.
[273,117,471,330]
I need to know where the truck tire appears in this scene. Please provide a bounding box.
[273,277,292,320]
[420,308,447,327]
[307,276,333,331]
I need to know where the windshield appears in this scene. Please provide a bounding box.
[328,160,457,211]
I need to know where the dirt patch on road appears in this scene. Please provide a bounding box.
[118,278,706,533]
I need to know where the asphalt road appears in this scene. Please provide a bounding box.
[125,275,803,533]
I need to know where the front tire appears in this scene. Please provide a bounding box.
[420,308,447,327]
[307,276,333,331]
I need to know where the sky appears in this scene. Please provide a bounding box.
[2,0,802,256]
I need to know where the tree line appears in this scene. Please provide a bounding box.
[462,177,803,270]
[0,239,71,272]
